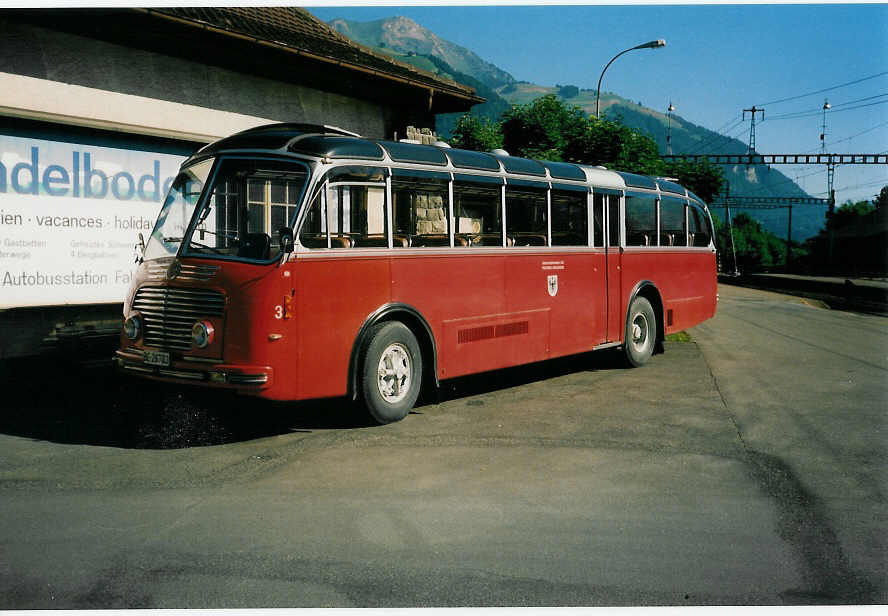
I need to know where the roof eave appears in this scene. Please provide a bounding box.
[135,8,485,109]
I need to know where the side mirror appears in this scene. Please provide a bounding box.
[278,227,294,254]
[134,232,146,263]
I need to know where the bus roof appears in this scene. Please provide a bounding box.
[193,123,695,200]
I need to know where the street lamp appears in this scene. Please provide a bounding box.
[595,39,666,119]
[666,101,675,155]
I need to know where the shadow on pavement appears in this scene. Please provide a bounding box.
[0,347,629,449]
[0,357,373,449]
[434,347,628,403]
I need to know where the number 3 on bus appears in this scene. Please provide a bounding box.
[115,123,717,424]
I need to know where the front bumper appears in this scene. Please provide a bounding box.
[114,349,272,388]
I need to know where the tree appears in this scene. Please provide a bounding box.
[564,115,664,176]
[451,95,723,202]
[873,185,888,210]
[662,158,724,204]
[825,199,875,231]
[499,94,586,161]
[557,84,580,99]
[802,198,883,273]
[718,212,787,272]
[449,114,502,152]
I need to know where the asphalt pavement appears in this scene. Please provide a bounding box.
[0,284,884,607]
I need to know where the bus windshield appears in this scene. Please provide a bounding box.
[181,158,310,262]
[143,158,214,261]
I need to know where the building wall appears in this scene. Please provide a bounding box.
[0,15,442,358]
[0,18,407,140]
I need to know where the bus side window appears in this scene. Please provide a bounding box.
[453,181,502,247]
[247,177,301,257]
[214,176,239,251]
[269,178,301,242]
[327,184,387,248]
[592,193,605,248]
[298,189,328,248]
[220,173,303,260]
[608,195,621,248]
[392,177,449,248]
[625,193,657,247]
[506,186,548,246]
[551,190,588,246]
[298,167,389,249]
[689,204,712,247]
[659,197,687,247]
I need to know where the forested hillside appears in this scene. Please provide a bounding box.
[328,16,826,239]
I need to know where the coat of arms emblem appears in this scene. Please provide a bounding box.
[547,274,558,297]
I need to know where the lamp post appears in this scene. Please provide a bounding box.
[820,98,831,153]
[666,101,675,155]
[595,39,666,119]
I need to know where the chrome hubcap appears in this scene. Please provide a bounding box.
[377,342,411,404]
[631,313,649,351]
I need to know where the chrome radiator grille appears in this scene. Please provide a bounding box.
[133,286,225,351]
[145,260,219,281]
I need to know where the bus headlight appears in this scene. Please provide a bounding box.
[124,315,142,340]
[191,320,215,349]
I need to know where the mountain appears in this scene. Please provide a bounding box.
[497,84,824,239]
[326,16,827,240]
[329,16,515,89]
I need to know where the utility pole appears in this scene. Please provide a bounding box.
[722,181,741,276]
[827,165,837,214]
[824,97,836,268]
[821,99,837,217]
[787,203,793,269]
[666,102,675,155]
[742,105,765,154]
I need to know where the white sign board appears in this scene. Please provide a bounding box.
[0,134,188,308]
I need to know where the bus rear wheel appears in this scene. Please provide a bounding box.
[624,296,656,367]
[360,321,422,424]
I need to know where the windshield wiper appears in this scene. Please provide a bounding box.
[197,228,239,240]
[162,236,183,243]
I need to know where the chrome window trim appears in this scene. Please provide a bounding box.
[500,184,507,248]
[448,175,455,248]
[385,174,394,249]
[546,188,553,247]
[289,156,708,254]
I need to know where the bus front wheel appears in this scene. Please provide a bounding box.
[624,296,656,367]
[361,321,422,424]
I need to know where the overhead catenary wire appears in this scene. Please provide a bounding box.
[697,118,747,154]
[804,120,888,153]
[797,173,888,198]
[754,71,888,107]
[674,74,887,204]
[693,117,743,152]
[830,177,888,193]
[762,97,888,122]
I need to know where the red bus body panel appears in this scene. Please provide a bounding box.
[621,248,718,333]
[118,246,716,401]
[292,255,391,400]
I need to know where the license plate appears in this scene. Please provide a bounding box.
[143,350,171,367]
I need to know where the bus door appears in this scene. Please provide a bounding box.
[595,191,623,342]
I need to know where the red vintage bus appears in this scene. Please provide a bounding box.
[115,123,717,423]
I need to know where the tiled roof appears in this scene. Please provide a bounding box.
[140,7,483,104]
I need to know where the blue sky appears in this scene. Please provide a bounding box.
[307,3,888,205]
